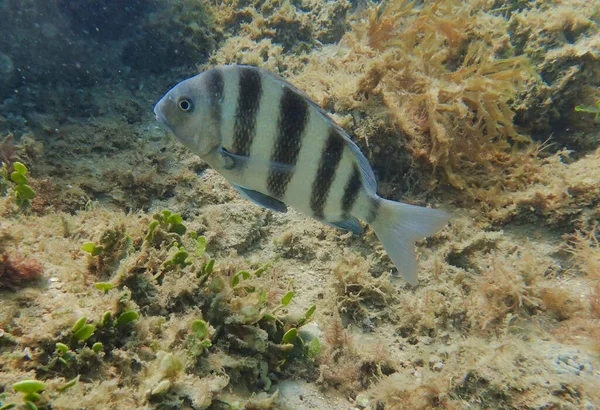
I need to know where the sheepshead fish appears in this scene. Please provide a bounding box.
[154,65,449,285]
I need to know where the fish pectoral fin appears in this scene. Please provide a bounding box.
[219,147,295,173]
[232,184,288,213]
[219,147,237,170]
[325,217,364,234]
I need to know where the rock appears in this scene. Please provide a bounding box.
[279,379,351,409]
[298,321,322,342]
[548,346,593,376]
[355,393,370,408]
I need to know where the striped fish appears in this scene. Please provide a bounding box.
[154,65,449,285]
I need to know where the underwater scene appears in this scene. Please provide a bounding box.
[1,0,599,409]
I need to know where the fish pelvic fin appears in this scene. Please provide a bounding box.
[370,198,450,286]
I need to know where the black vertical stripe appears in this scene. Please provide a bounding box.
[267,86,309,198]
[205,68,224,127]
[310,129,344,219]
[341,164,361,214]
[366,196,381,224]
[233,67,262,156]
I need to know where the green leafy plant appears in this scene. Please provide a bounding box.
[190,232,208,256]
[12,379,45,408]
[575,99,600,123]
[162,246,191,269]
[231,270,250,287]
[57,376,79,392]
[100,311,112,327]
[61,310,137,350]
[278,303,317,347]
[115,310,139,327]
[145,209,187,243]
[145,220,160,242]
[281,291,294,306]
[7,161,35,209]
[297,304,316,327]
[281,328,297,344]
[94,282,113,292]
[73,323,96,342]
[81,241,104,257]
[186,319,213,359]
[81,225,132,277]
[197,257,215,279]
[71,317,87,334]
[5,375,82,409]
[54,341,76,367]
[55,342,69,353]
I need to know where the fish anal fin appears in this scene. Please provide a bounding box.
[326,217,364,234]
[233,184,288,213]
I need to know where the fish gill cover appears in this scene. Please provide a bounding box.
[0,0,599,409]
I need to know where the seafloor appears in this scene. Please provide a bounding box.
[0,0,599,409]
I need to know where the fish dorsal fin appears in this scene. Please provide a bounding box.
[343,136,377,193]
[232,184,288,213]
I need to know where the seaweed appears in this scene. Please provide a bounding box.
[466,247,544,331]
[567,224,600,279]
[349,0,539,196]
[0,251,43,291]
[509,0,600,144]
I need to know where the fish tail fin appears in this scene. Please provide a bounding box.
[370,197,450,286]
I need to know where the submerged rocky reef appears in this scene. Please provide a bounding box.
[0,0,599,409]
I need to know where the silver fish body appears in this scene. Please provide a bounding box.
[154,65,449,285]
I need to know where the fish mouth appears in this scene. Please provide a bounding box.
[153,104,169,129]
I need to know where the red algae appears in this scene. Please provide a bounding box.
[0,251,43,290]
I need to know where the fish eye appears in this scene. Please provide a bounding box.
[177,97,193,113]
